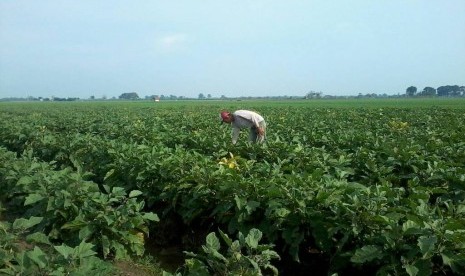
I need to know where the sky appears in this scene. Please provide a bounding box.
[1,0,464,99]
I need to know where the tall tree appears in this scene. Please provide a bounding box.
[118,92,139,100]
[406,86,417,96]
[437,85,462,96]
[421,87,436,96]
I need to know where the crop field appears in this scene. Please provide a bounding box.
[1,98,464,275]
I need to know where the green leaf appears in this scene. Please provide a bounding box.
[55,244,74,259]
[441,252,453,266]
[26,232,51,245]
[444,219,465,231]
[245,228,262,249]
[142,212,159,222]
[205,232,220,251]
[412,259,432,276]
[245,200,260,214]
[101,234,111,259]
[79,225,94,240]
[129,190,143,198]
[218,228,232,247]
[12,217,43,230]
[61,219,87,230]
[113,242,129,260]
[103,169,115,181]
[111,187,126,196]
[26,246,47,269]
[351,245,384,264]
[0,268,15,275]
[246,257,260,271]
[184,259,210,275]
[234,195,244,211]
[17,176,33,186]
[74,241,97,259]
[404,264,419,276]
[24,194,44,205]
[417,236,437,257]
[403,220,422,235]
[230,240,241,252]
[274,207,291,218]
[104,215,115,225]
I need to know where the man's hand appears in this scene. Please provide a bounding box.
[257,127,265,136]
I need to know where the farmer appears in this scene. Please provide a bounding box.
[220,110,266,144]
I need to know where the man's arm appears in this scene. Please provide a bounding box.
[232,127,240,144]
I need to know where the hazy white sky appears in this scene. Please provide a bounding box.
[1,0,464,99]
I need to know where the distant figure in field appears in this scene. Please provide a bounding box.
[220,110,266,144]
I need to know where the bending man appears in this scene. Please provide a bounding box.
[220,110,266,144]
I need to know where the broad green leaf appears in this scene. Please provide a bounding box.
[79,225,94,240]
[17,176,33,185]
[404,264,419,276]
[403,220,422,235]
[205,232,220,251]
[111,187,126,196]
[245,200,260,214]
[412,259,432,276]
[13,251,28,270]
[457,204,465,214]
[351,245,384,264]
[184,259,210,276]
[24,194,44,205]
[417,236,437,257]
[129,190,143,198]
[13,217,43,230]
[104,215,115,225]
[26,246,47,269]
[113,242,129,259]
[274,207,291,218]
[440,251,465,273]
[142,212,160,222]
[234,195,245,210]
[441,251,455,267]
[445,219,465,231]
[230,240,241,252]
[245,228,263,249]
[74,241,97,259]
[26,232,51,245]
[102,184,111,193]
[55,244,74,259]
[101,234,110,258]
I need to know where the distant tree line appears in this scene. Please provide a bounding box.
[2,84,464,102]
[405,85,464,97]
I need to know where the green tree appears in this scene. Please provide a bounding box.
[198,93,205,99]
[306,91,322,99]
[118,92,139,100]
[437,85,463,96]
[406,86,417,96]
[421,87,436,96]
